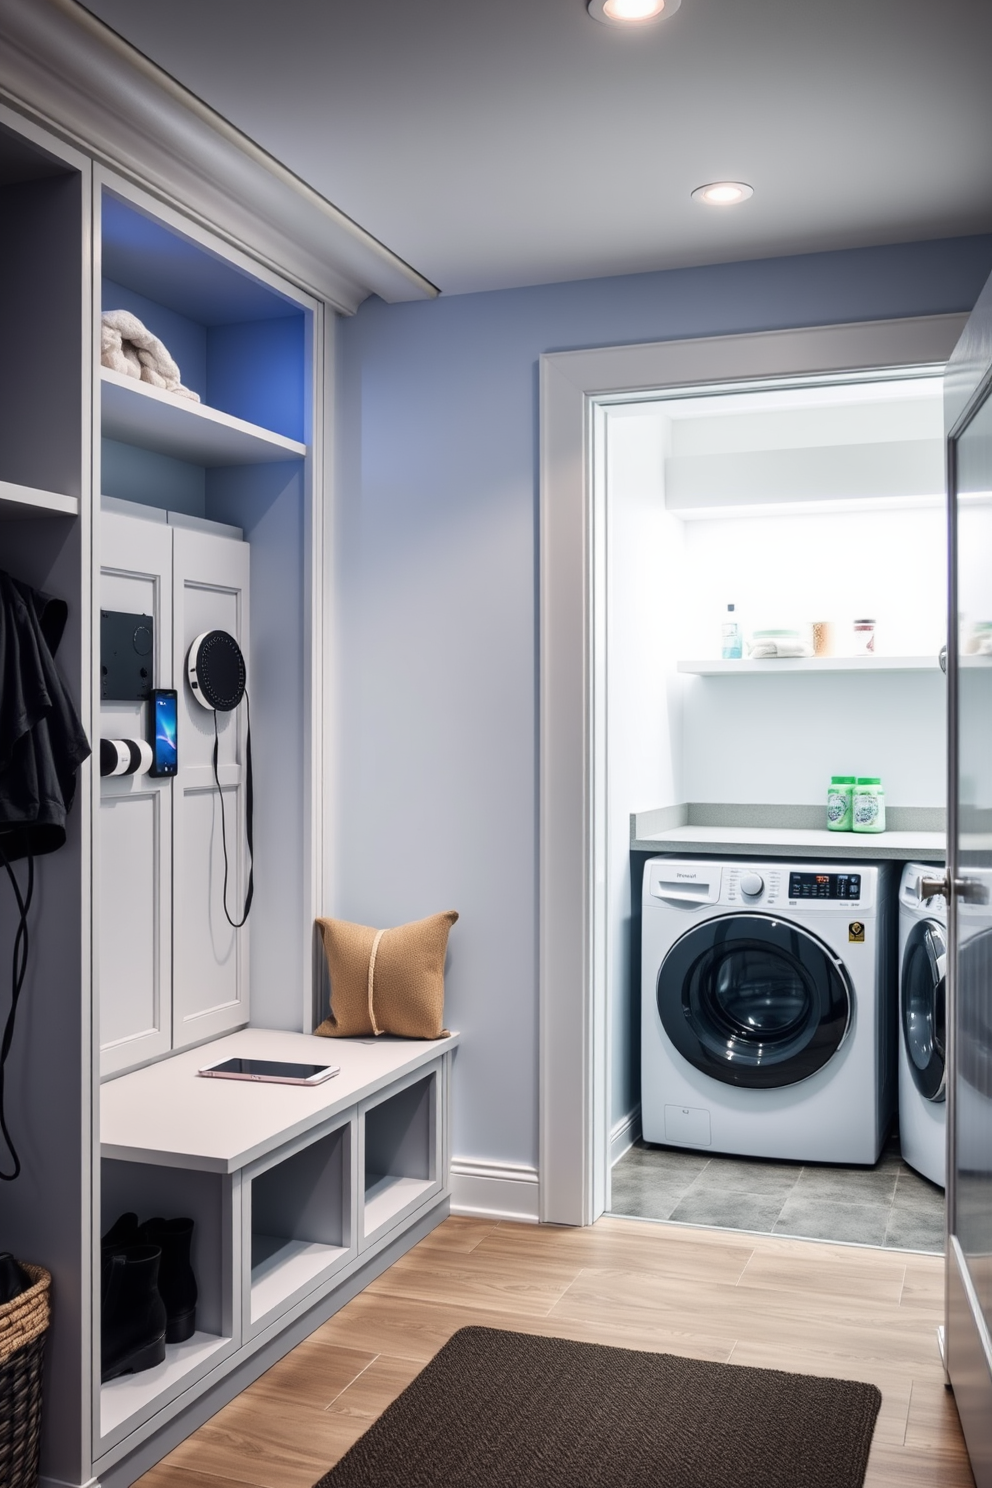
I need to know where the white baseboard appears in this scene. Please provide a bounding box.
[450,1158,540,1223]
[610,1106,641,1165]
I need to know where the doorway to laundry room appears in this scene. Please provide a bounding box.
[601,369,949,1254]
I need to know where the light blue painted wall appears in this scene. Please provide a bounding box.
[336,235,992,1173]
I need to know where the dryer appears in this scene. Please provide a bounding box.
[897,863,946,1188]
[641,858,895,1165]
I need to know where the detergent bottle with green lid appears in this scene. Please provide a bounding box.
[826,776,854,831]
[852,777,885,833]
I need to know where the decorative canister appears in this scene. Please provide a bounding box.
[826,775,855,831]
[853,777,886,833]
[852,618,876,654]
[812,621,835,657]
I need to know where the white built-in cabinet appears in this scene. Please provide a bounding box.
[0,102,455,1488]
[99,510,252,1074]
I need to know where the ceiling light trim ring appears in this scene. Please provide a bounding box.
[691,181,755,206]
[587,0,681,27]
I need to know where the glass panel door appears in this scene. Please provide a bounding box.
[947,314,992,1485]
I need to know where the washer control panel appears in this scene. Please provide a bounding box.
[646,859,874,911]
[788,870,861,901]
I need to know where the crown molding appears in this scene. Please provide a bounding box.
[0,0,439,313]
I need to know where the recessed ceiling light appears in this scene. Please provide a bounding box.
[587,0,681,26]
[691,181,754,206]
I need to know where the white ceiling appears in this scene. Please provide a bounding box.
[81,0,992,296]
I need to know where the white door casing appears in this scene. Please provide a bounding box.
[538,314,968,1226]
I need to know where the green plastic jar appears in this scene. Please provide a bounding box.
[826,776,855,831]
[853,777,886,833]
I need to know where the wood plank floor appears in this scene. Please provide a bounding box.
[136,1215,975,1488]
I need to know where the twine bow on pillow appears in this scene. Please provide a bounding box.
[314,911,458,1040]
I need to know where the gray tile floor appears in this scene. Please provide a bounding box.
[609,1137,945,1252]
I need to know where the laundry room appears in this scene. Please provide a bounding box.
[602,366,971,1252]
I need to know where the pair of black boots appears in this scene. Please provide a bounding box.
[101,1213,198,1383]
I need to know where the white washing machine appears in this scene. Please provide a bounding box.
[897,863,947,1188]
[641,858,896,1165]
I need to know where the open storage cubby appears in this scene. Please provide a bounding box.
[0,119,83,515]
[99,1158,236,1451]
[244,1116,356,1335]
[361,1068,441,1246]
[96,171,318,1076]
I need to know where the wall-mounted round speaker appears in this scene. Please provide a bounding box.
[186,630,246,712]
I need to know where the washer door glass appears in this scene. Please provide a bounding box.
[902,919,946,1101]
[658,914,853,1089]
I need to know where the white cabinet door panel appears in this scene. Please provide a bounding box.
[172,527,251,1047]
[99,512,174,1076]
[99,788,171,1072]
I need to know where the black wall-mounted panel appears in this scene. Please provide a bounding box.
[100,609,154,700]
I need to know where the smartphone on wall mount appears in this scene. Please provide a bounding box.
[148,689,178,778]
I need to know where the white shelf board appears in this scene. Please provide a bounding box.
[364,1173,435,1236]
[101,368,308,467]
[0,478,78,519]
[678,655,940,675]
[100,1330,229,1440]
[250,1235,349,1323]
[101,1027,459,1173]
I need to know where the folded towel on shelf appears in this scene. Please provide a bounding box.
[748,639,814,659]
[100,310,200,402]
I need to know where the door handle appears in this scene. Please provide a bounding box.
[920,873,990,905]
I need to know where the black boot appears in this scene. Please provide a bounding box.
[101,1211,139,1249]
[138,1217,197,1343]
[101,1245,167,1382]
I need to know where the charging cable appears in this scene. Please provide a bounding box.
[211,693,254,929]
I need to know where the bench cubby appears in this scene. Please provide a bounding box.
[97,1028,457,1475]
[243,1114,356,1335]
[361,1067,441,1247]
[99,1159,237,1451]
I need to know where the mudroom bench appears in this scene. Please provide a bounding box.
[98,1028,458,1483]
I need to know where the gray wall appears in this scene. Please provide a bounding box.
[334,235,992,1171]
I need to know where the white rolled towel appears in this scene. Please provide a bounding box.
[100,310,200,402]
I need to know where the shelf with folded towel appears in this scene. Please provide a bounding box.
[0,478,79,519]
[678,655,941,674]
[101,368,308,468]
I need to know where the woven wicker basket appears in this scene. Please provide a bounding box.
[0,1264,51,1488]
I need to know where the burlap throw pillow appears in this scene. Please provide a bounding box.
[314,911,458,1039]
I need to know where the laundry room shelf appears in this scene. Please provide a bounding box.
[101,368,308,468]
[0,478,79,519]
[677,656,940,674]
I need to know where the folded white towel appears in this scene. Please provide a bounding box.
[749,640,814,659]
[100,310,200,402]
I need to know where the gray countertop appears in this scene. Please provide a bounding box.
[631,804,945,863]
